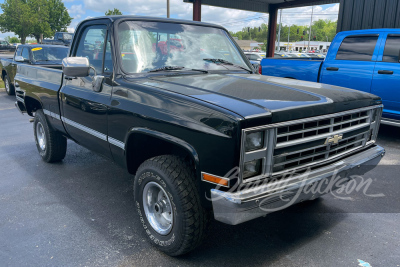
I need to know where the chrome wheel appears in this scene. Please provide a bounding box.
[36,122,46,151]
[5,78,10,94]
[142,181,173,235]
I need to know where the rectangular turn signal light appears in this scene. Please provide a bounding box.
[202,173,229,187]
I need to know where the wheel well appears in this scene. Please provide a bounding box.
[126,132,196,175]
[2,70,6,80]
[24,96,43,116]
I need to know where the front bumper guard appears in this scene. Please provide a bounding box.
[211,145,385,225]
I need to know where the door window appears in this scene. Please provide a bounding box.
[21,48,30,61]
[75,25,107,74]
[336,36,378,61]
[382,35,400,63]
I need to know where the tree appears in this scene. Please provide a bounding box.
[5,36,20,43]
[230,19,337,50]
[32,0,72,42]
[0,0,71,44]
[0,0,36,44]
[29,0,52,43]
[47,0,72,33]
[105,8,122,15]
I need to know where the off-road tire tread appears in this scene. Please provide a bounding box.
[34,110,67,163]
[136,155,209,256]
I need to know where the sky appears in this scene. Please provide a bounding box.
[0,0,339,40]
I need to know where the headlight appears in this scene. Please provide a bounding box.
[245,132,264,151]
[243,159,262,179]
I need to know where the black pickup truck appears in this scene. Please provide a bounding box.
[1,44,68,95]
[14,16,385,256]
[42,32,74,46]
[0,40,16,52]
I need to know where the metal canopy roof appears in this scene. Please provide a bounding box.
[184,0,339,13]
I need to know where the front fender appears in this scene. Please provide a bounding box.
[126,127,200,171]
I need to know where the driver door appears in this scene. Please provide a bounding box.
[60,23,114,158]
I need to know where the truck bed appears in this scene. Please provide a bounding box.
[15,64,63,116]
[260,58,323,83]
[0,57,14,69]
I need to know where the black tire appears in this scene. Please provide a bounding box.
[80,102,87,112]
[4,74,15,96]
[33,110,67,163]
[134,155,209,256]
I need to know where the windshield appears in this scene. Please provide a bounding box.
[32,46,69,62]
[117,21,251,73]
[63,33,73,40]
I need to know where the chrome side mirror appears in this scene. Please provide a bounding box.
[15,56,24,62]
[62,57,90,77]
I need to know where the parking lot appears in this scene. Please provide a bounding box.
[1,83,400,266]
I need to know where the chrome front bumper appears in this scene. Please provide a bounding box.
[211,145,385,225]
[381,118,400,127]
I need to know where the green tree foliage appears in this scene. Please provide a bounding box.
[5,36,20,43]
[230,23,268,42]
[47,0,72,34]
[0,0,71,44]
[105,8,123,15]
[230,19,337,49]
[30,0,52,42]
[0,0,36,44]
[276,19,337,43]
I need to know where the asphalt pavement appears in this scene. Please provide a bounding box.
[0,81,399,266]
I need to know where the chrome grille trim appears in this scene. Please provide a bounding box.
[239,105,383,184]
[274,136,365,167]
[275,122,370,149]
[271,144,369,177]
[274,130,369,158]
[243,105,382,131]
[276,115,369,138]
[273,132,367,171]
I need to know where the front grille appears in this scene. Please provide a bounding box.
[276,110,369,144]
[273,129,368,173]
[239,105,382,183]
[272,109,372,175]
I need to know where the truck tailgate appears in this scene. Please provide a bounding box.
[260,58,323,83]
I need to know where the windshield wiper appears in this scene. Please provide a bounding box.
[149,66,185,72]
[149,66,208,74]
[203,58,252,73]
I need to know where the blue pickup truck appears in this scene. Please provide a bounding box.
[260,29,400,126]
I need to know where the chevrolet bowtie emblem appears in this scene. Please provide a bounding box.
[324,134,343,145]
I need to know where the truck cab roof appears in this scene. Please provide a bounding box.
[79,15,226,30]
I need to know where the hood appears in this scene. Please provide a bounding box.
[137,74,381,123]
